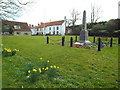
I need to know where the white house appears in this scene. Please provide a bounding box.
[37,20,66,35]
[29,25,37,35]
[118,1,120,18]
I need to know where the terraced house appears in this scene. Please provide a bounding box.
[1,20,31,35]
[37,20,66,35]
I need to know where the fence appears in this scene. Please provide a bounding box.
[46,36,119,51]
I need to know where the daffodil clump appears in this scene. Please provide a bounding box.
[2,48,19,56]
[26,60,60,82]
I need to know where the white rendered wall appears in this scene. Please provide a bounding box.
[118,1,120,19]
[39,21,65,35]
[31,28,37,35]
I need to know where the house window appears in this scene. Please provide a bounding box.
[24,32,28,35]
[49,27,51,30]
[53,27,55,30]
[3,25,10,30]
[57,31,59,35]
[57,27,59,30]
[14,25,21,29]
[16,32,20,35]
[53,31,55,35]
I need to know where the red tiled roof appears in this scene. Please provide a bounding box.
[37,20,64,28]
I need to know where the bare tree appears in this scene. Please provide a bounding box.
[91,4,102,23]
[68,9,81,30]
[0,0,32,20]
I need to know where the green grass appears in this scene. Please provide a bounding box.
[2,36,119,88]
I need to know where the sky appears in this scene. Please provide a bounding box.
[16,0,120,25]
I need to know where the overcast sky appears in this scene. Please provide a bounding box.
[16,0,120,25]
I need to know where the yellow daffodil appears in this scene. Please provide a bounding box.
[53,65,56,68]
[42,68,44,70]
[38,68,41,72]
[33,69,37,72]
[17,50,19,51]
[13,49,19,51]
[4,48,7,50]
[57,67,59,69]
[45,67,49,70]
[13,49,17,51]
[28,70,31,73]
[50,66,53,68]
[0,44,3,46]
[47,60,50,63]
[7,50,11,52]
[40,57,43,60]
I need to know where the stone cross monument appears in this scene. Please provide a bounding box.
[79,10,92,45]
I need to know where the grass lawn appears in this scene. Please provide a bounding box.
[1,36,119,88]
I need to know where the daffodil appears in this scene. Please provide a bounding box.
[42,68,44,70]
[47,60,50,63]
[17,49,19,51]
[38,68,41,72]
[0,44,3,46]
[57,67,59,69]
[33,69,37,72]
[13,49,19,51]
[28,70,31,73]
[40,57,43,60]
[7,50,11,52]
[45,67,49,70]
[13,49,17,51]
[50,66,53,68]
[53,65,56,68]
